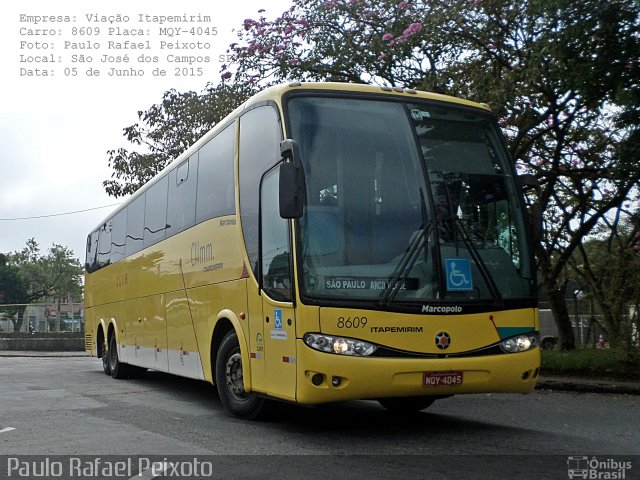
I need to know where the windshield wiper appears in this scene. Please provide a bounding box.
[378,190,432,307]
[378,223,432,307]
[438,175,502,303]
[452,218,503,303]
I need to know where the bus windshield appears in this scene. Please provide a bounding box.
[286,95,535,305]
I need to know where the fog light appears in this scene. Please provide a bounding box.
[311,373,324,386]
[332,376,342,387]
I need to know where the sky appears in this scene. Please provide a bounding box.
[0,0,292,263]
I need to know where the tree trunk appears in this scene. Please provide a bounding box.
[11,306,27,333]
[546,282,576,350]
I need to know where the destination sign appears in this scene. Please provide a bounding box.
[324,277,419,291]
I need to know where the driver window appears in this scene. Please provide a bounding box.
[260,166,292,301]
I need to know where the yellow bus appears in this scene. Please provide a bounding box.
[85,82,540,419]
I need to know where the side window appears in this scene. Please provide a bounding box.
[85,231,99,272]
[110,209,127,263]
[261,166,291,301]
[126,194,145,256]
[196,123,236,223]
[144,176,168,248]
[239,105,282,274]
[97,221,112,268]
[167,154,198,236]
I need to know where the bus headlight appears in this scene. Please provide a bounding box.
[499,333,539,353]
[304,333,378,357]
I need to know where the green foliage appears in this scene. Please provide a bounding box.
[225,0,640,349]
[1,239,83,332]
[542,347,640,379]
[103,82,256,198]
[568,216,640,352]
[5,238,83,304]
[0,253,28,304]
[104,0,640,350]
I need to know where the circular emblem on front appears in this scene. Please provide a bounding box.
[435,332,451,350]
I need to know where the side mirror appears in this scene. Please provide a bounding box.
[279,139,305,219]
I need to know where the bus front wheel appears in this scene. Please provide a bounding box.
[215,330,264,419]
[378,396,436,412]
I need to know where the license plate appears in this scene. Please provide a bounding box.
[423,371,463,387]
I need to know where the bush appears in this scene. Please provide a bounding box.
[541,347,640,379]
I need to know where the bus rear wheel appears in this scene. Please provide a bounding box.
[215,330,264,419]
[378,397,436,412]
[101,337,111,376]
[108,333,131,379]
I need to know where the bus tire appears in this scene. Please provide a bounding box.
[102,345,111,376]
[109,333,131,379]
[378,396,436,412]
[101,337,111,376]
[215,330,264,419]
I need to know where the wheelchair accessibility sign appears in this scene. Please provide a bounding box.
[445,258,473,291]
[274,308,283,329]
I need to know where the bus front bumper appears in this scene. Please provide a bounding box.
[295,339,540,404]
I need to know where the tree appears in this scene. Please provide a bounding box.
[104,0,640,349]
[2,239,84,332]
[569,213,640,355]
[0,254,28,304]
[222,0,640,350]
[103,82,257,198]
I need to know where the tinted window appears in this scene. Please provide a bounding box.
[110,209,127,263]
[239,106,282,274]
[168,154,198,236]
[261,166,291,301]
[196,123,236,223]
[85,231,99,271]
[97,221,111,268]
[126,194,145,256]
[144,176,169,248]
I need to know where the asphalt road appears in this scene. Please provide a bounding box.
[0,356,638,479]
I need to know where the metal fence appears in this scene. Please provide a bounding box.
[0,303,84,334]
[540,300,639,348]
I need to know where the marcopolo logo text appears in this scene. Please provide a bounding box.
[422,304,463,314]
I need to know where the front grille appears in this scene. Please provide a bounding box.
[372,343,503,359]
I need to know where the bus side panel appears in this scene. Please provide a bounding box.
[84,305,97,356]
[166,290,204,380]
[123,294,168,372]
[188,279,249,384]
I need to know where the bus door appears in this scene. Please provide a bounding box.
[259,165,297,400]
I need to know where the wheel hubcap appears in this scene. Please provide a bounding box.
[225,352,247,400]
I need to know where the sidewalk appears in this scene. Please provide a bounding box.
[1,350,639,395]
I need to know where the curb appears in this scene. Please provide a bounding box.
[0,351,90,358]
[536,378,640,396]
